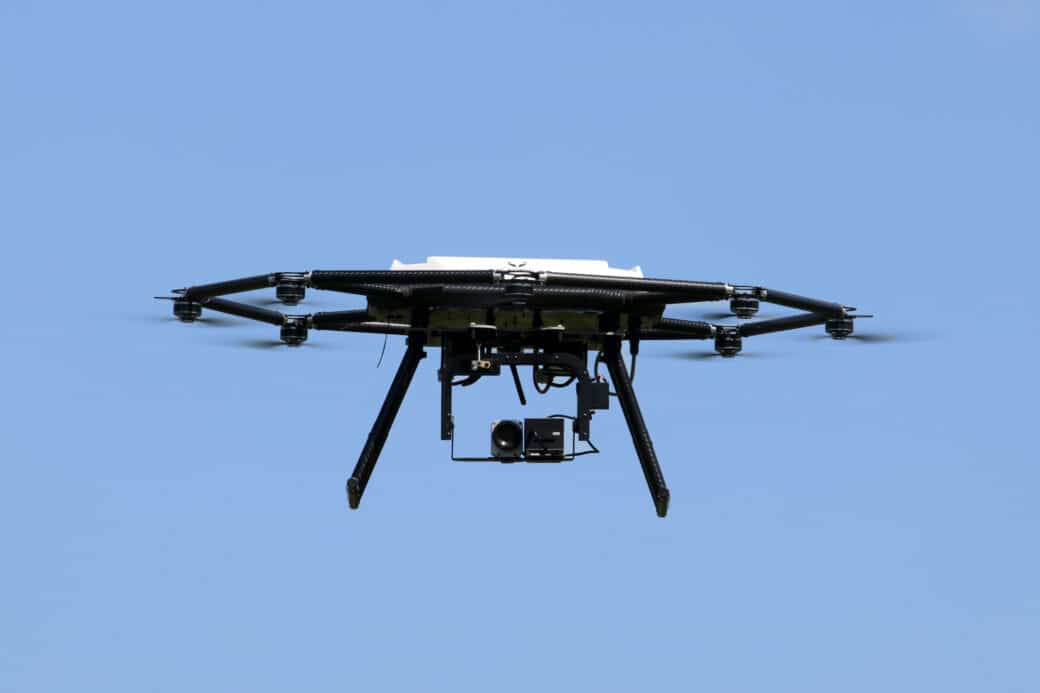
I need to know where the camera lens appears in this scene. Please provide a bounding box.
[491,420,523,453]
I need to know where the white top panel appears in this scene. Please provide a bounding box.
[390,256,643,278]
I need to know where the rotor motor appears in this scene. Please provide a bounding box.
[714,326,742,357]
[276,280,306,306]
[173,298,203,323]
[826,317,855,340]
[729,296,759,319]
[281,316,309,346]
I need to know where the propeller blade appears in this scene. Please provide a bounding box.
[807,331,920,344]
[846,333,903,344]
[228,338,329,350]
[668,350,772,360]
[235,338,287,349]
[136,314,238,327]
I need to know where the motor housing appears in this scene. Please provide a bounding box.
[280,317,308,346]
[714,326,742,357]
[826,317,854,340]
[730,296,759,319]
[173,298,202,322]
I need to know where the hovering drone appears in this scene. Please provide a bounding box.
[158,257,874,517]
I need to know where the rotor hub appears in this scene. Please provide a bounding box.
[502,281,535,306]
[826,317,854,340]
[730,296,759,319]
[281,317,309,346]
[276,281,306,306]
[173,298,203,322]
[714,326,742,357]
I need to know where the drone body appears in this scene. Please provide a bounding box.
[160,256,869,517]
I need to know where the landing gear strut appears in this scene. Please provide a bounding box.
[603,338,670,517]
[346,333,427,509]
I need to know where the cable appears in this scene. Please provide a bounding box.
[532,365,551,395]
[376,331,389,368]
[593,351,618,397]
[571,439,600,457]
[547,414,600,457]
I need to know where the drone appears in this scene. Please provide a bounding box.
[158,256,876,517]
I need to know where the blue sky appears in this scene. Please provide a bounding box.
[2,2,1037,691]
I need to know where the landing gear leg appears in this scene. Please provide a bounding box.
[346,333,427,509]
[603,338,670,517]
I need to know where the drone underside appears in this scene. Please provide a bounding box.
[158,257,870,517]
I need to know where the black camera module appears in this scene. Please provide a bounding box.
[523,417,566,461]
[490,419,524,460]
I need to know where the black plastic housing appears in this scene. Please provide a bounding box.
[491,420,524,460]
[577,379,610,411]
[173,298,202,322]
[826,317,855,340]
[714,327,742,357]
[280,317,308,346]
[276,282,306,305]
[730,296,759,319]
[524,418,566,461]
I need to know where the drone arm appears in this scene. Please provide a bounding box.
[309,269,496,287]
[201,297,285,325]
[307,282,409,300]
[330,323,412,336]
[639,331,706,341]
[756,288,847,317]
[646,318,714,339]
[628,291,728,307]
[181,274,276,300]
[310,311,412,336]
[737,312,831,337]
[309,310,371,329]
[543,272,730,300]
